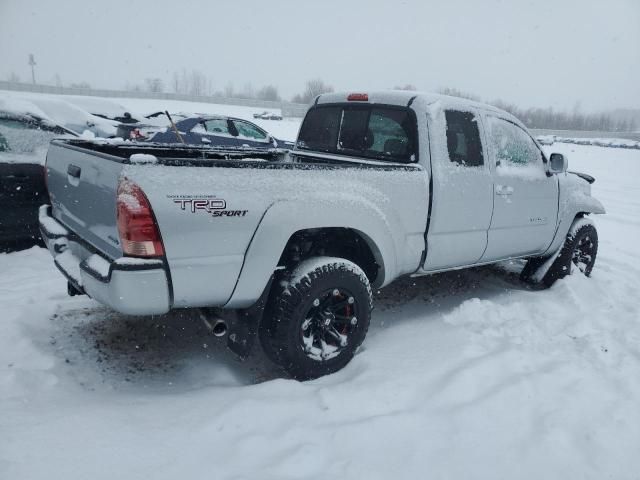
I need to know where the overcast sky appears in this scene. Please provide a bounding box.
[0,0,638,111]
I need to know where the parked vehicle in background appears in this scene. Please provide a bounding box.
[63,96,144,124]
[261,112,283,120]
[0,104,74,248]
[253,111,283,120]
[21,96,118,138]
[114,111,185,141]
[536,135,555,145]
[147,114,293,149]
[40,91,605,380]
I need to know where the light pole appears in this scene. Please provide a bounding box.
[28,54,36,84]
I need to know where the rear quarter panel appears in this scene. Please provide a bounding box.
[126,161,429,309]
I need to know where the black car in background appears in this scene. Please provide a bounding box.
[0,112,74,250]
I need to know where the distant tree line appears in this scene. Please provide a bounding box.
[435,87,637,132]
[491,99,637,132]
[4,70,637,132]
[164,69,283,102]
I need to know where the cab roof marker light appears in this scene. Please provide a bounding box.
[347,93,369,101]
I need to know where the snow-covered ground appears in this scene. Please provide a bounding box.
[1,141,639,478]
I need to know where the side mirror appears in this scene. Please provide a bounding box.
[548,153,567,174]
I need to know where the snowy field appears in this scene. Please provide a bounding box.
[1,140,640,477]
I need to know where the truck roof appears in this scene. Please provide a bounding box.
[316,90,524,128]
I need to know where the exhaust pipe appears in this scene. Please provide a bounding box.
[198,310,228,337]
[212,319,228,337]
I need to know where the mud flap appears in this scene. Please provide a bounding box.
[226,275,274,359]
[226,310,260,359]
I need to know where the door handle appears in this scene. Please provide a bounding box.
[67,164,81,178]
[495,185,513,196]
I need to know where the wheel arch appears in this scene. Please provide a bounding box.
[542,187,605,257]
[224,199,397,309]
[275,227,385,285]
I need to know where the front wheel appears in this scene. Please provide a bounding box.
[259,257,373,380]
[523,219,599,287]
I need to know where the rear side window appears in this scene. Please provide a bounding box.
[444,110,483,167]
[297,105,417,162]
[232,120,268,140]
[204,119,233,136]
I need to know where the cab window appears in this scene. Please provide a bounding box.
[487,116,543,167]
[444,110,484,167]
[297,105,417,163]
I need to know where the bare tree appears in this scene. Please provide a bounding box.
[171,71,181,93]
[256,85,281,101]
[224,82,235,98]
[7,72,20,82]
[188,70,208,96]
[292,78,334,103]
[145,77,164,93]
[236,82,255,99]
[393,84,417,91]
[437,87,480,101]
[70,81,91,89]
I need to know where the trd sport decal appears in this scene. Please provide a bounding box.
[168,195,248,217]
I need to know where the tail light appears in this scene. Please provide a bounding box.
[129,128,146,140]
[116,178,164,257]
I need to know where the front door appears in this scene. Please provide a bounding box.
[481,115,559,261]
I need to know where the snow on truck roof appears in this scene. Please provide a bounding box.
[316,91,524,127]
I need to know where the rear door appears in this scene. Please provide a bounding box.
[422,109,494,271]
[481,115,558,261]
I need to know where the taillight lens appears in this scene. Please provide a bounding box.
[116,178,164,257]
[129,128,146,140]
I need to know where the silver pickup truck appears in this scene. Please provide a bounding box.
[40,91,605,379]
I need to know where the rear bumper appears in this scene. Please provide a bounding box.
[39,205,171,315]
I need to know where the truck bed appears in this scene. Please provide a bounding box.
[43,138,429,313]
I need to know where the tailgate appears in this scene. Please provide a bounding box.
[46,141,124,259]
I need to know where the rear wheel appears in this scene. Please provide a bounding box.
[259,257,372,380]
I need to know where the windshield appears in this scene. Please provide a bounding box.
[297,105,417,163]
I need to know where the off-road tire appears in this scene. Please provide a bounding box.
[259,257,373,380]
[522,220,598,288]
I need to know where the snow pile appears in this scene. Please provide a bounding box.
[84,254,111,278]
[129,153,158,164]
[537,134,640,150]
[1,143,639,480]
